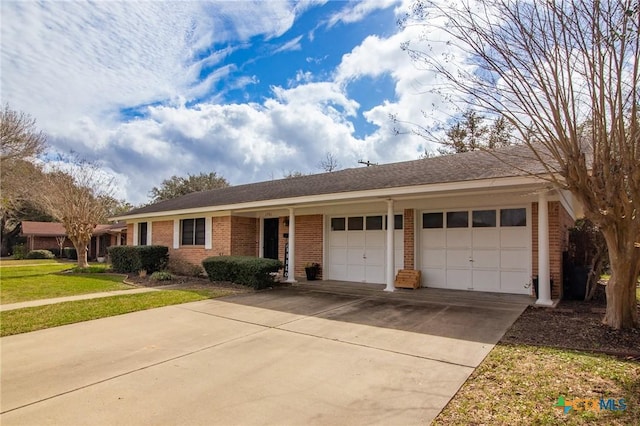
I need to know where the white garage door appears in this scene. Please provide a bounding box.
[420,208,530,294]
[328,215,404,284]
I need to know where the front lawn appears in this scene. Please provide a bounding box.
[0,264,132,304]
[434,344,639,425]
[0,288,232,336]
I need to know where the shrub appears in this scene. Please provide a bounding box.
[62,247,78,260]
[202,256,282,290]
[12,244,27,260]
[150,271,174,281]
[108,246,169,274]
[166,257,205,277]
[26,249,55,259]
[46,248,62,257]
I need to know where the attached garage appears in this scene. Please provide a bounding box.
[328,214,404,283]
[420,207,531,294]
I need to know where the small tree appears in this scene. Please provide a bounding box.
[38,157,114,268]
[55,235,66,258]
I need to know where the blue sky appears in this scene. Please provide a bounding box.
[1,0,466,205]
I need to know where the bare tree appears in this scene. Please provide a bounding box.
[38,157,114,268]
[318,152,340,172]
[55,236,66,258]
[403,0,639,328]
[0,105,48,255]
[0,104,46,165]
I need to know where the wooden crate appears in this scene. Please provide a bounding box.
[394,269,421,289]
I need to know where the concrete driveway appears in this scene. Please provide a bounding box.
[0,284,529,425]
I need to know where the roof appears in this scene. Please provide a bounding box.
[20,221,127,237]
[120,145,548,218]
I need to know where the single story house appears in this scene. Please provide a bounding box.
[20,221,128,259]
[113,146,582,305]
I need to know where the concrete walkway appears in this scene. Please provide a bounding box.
[0,287,160,312]
[1,286,528,425]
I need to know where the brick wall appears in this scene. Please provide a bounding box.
[276,215,323,279]
[403,209,415,269]
[213,216,231,256]
[29,236,74,251]
[294,214,323,279]
[126,223,134,245]
[532,201,573,299]
[230,216,259,256]
[152,220,173,247]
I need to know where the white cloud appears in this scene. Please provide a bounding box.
[273,35,304,53]
[2,0,475,206]
[327,0,400,27]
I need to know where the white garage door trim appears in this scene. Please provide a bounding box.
[328,214,404,284]
[419,206,531,294]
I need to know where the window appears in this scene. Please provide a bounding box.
[347,216,364,230]
[423,212,443,229]
[331,217,345,231]
[447,211,469,228]
[181,218,206,245]
[394,214,403,230]
[473,210,496,227]
[500,208,527,227]
[366,216,383,230]
[138,222,148,245]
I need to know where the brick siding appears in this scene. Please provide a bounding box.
[403,209,415,269]
[230,216,259,256]
[532,201,573,299]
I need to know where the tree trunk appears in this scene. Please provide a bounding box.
[72,239,89,268]
[601,228,640,329]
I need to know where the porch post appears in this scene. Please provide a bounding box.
[116,233,122,246]
[95,235,100,259]
[385,199,395,292]
[536,192,553,305]
[285,208,297,283]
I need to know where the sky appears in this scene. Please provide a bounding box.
[1,0,468,205]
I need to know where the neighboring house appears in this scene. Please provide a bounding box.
[20,221,128,259]
[113,146,581,305]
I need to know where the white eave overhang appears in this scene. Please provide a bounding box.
[111,175,549,221]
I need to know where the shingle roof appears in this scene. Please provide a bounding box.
[21,221,127,236]
[123,145,546,217]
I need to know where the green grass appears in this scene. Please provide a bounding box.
[434,344,640,425]
[0,288,232,337]
[0,259,65,266]
[0,264,132,304]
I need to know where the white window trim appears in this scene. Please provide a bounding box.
[205,216,212,249]
[173,220,180,249]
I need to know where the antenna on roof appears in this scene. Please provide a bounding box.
[358,159,378,167]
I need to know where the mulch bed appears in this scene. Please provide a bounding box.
[501,290,640,361]
[125,274,251,294]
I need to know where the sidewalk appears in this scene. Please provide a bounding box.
[0,288,161,312]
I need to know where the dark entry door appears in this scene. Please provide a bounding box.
[263,218,279,259]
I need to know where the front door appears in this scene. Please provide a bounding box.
[263,218,279,260]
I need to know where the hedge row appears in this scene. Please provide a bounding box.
[25,249,55,259]
[202,256,282,290]
[108,246,168,273]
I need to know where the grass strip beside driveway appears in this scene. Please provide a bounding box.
[433,344,640,425]
[0,288,233,337]
[1,267,132,304]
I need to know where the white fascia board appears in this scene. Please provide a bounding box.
[112,175,548,222]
